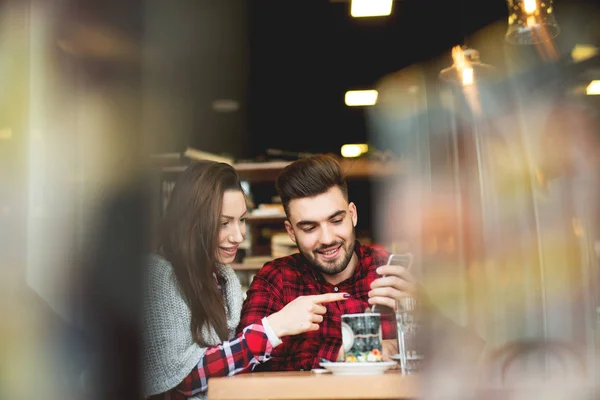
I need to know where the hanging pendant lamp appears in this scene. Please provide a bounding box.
[439,46,495,86]
[505,0,560,45]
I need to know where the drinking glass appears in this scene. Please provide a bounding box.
[396,297,423,374]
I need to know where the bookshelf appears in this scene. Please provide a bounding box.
[245,214,286,224]
[160,158,404,183]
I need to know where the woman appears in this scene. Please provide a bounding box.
[143,161,347,400]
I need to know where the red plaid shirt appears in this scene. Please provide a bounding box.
[238,242,395,372]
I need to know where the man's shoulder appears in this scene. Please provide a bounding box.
[358,243,390,267]
[254,253,303,281]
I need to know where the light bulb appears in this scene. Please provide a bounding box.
[523,0,537,14]
[462,67,474,86]
[505,0,559,45]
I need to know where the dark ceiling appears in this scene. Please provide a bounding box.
[57,0,600,161]
[246,0,509,158]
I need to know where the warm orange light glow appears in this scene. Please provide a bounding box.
[571,44,599,62]
[462,67,474,86]
[341,144,369,158]
[452,46,467,71]
[587,80,600,95]
[524,0,537,14]
[452,46,473,86]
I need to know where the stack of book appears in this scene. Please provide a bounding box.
[271,233,297,258]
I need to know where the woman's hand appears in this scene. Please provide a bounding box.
[266,293,349,337]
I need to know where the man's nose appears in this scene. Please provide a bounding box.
[319,225,334,245]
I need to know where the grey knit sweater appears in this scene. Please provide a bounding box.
[142,254,244,399]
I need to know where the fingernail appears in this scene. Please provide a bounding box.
[376,267,382,274]
[343,293,351,298]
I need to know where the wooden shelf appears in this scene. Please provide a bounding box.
[161,159,404,183]
[235,161,291,183]
[232,263,264,271]
[340,158,404,180]
[246,214,286,224]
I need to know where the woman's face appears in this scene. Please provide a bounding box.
[216,189,247,264]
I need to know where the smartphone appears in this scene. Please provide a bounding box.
[386,253,413,270]
[371,253,414,314]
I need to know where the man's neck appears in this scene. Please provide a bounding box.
[322,252,359,286]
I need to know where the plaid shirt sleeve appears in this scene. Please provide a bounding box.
[163,322,274,399]
[237,264,285,334]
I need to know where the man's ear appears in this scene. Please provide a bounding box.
[284,220,297,244]
[349,202,358,227]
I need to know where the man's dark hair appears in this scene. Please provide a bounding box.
[275,154,348,217]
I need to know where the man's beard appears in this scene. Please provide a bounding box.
[298,234,356,276]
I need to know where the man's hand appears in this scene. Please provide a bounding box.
[368,264,419,311]
[266,293,349,337]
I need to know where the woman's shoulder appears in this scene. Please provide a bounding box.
[146,253,177,288]
[148,253,170,269]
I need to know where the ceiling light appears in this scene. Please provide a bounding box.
[572,44,599,63]
[341,144,369,158]
[345,90,378,106]
[587,81,600,96]
[350,0,393,17]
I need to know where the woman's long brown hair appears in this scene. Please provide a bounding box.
[160,161,243,345]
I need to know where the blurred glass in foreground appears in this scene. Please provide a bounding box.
[370,4,600,397]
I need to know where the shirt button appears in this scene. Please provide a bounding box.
[334,287,339,292]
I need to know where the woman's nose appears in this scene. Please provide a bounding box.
[229,226,244,243]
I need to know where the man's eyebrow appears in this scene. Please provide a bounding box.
[296,220,316,228]
[328,210,346,220]
[296,210,346,227]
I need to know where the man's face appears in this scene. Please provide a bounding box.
[284,186,358,276]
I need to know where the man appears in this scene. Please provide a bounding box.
[238,154,419,371]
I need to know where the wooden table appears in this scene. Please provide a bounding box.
[208,370,419,400]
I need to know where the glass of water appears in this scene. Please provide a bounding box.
[396,297,423,374]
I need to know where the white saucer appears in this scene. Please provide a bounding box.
[390,354,424,362]
[311,368,330,374]
[318,361,396,376]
